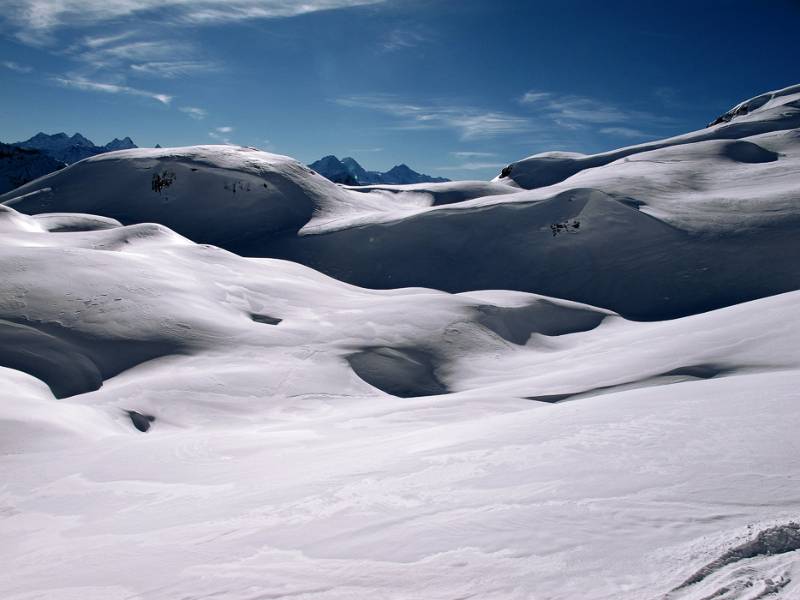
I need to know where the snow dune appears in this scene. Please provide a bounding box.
[496,83,800,189]
[4,85,800,319]
[1,84,800,599]
[0,199,799,598]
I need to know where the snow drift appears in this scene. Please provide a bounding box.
[2,84,800,600]
[0,200,799,599]
[4,85,800,319]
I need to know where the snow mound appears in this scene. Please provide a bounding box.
[345,179,517,206]
[33,212,122,232]
[3,87,798,319]
[0,204,43,232]
[0,144,453,254]
[707,82,800,126]
[265,181,800,319]
[496,82,800,189]
[0,145,358,253]
[0,201,799,598]
[0,367,118,453]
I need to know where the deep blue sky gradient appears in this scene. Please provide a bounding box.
[1,0,798,179]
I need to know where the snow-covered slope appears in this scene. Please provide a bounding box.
[0,202,798,599]
[4,85,799,319]
[0,145,412,254]
[494,82,800,189]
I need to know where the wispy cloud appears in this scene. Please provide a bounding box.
[65,36,219,79]
[336,95,534,140]
[1,60,33,73]
[521,91,633,124]
[52,75,172,104]
[519,89,666,140]
[3,0,386,44]
[81,31,137,49]
[381,27,430,52]
[80,40,190,64]
[215,126,233,133]
[179,106,207,120]
[130,60,218,78]
[519,92,551,104]
[451,151,496,158]
[599,126,650,138]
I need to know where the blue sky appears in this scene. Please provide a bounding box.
[1,0,798,180]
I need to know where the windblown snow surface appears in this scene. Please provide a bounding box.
[2,85,800,599]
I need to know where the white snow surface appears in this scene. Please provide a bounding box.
[494,82,800,190]
[0,198,799,599]
[2,86,800,320]
[0,145,437,246]
[2,85,800,599]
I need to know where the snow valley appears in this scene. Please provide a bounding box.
[1,83,800,600]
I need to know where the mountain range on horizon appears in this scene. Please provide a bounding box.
[12,132,138,165]
[1,133,448,193]
[309,154,450,186]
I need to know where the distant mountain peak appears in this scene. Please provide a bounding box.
[308,155,358,185]
[104,137,137,152]
[12,131,137,164]
[309,155,449,186]
[70,133,94,146]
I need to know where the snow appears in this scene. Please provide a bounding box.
[3,89,799,319]
[1,85,799,599]
[0,145,429,254]
[494,82,800,189]
[0,200,798,598]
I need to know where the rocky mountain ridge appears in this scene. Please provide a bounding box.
[309,154,449,185]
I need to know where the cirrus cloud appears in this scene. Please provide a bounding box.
[52,75,172,104]
[2,0,387,45]
[335,95,535,140]
[179,106,208,120]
